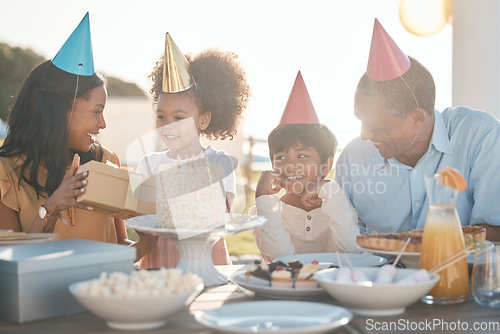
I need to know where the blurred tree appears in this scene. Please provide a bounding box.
[0,43,145,121]
[106,76,145,97]
[0,43,44,120]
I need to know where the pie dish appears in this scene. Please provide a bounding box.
[356,225,486,253]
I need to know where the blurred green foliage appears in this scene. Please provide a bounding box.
[0,43,44,120]
[0,42,145,121]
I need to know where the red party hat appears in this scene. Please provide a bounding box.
[279,71,319,124]
[366,19,411,81]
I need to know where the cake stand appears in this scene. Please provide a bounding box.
[126,213,266,286]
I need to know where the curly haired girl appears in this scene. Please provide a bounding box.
[137,43,251,269]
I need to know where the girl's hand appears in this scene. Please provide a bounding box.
[301,178,329,208]
[255,170,283,198]
[133,230,159,262]
[43,154,92,216]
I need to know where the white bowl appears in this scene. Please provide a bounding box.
[314,267,440,316]
[69,280,203,330]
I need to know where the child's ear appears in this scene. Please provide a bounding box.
[200,111,212,131]
[321,156,334,176]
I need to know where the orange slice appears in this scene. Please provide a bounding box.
[440,167,467,191]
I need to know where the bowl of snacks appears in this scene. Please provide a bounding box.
[69,268,203,330]
[314,266,440,316]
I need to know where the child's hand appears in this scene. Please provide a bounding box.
[301,178,330,208]
[255,171,283,198]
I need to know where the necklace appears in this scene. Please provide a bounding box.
[166,148,205,161]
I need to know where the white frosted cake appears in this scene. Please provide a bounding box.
[156,159,227,235]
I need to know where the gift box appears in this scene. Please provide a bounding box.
[77,161,155,219]
[0,239,135,323]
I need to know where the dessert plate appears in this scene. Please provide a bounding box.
[195,300,352,333]
[275,253,387,268]
[231,273,326,299]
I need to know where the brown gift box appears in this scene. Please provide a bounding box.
[76,161,155,219]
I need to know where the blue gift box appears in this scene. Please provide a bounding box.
[0,239,135,323]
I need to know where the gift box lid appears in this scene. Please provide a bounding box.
[0,239,135,275]
[78,160,130,179]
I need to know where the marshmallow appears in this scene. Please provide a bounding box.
[352,269,371,284]
[374,265,397,284]
[336,267,353,282]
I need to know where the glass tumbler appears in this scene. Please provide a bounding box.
[472,243,500,308]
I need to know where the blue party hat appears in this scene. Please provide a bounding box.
[52,12,94,76]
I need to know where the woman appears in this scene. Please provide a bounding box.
[0,14,155,261]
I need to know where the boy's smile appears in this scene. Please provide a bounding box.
[273,142,324,196]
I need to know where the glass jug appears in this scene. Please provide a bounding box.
[420,173,468,304]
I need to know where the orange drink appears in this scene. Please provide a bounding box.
[420,169,469,304]
[420,203,468,303]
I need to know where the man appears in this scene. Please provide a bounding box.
[335,19,500,241]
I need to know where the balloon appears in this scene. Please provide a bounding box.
[399,0,452,37]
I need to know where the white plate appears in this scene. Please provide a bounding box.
[0,233,58,246]
[360,241,493,268]
[232,273,326,299]
[275,253,387,268]
[194,301,352,333]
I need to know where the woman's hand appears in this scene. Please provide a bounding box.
[255,170,283,198]
[43,154,92,216]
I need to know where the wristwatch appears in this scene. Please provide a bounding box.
[38,205,52,220]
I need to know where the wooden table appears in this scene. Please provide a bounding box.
[1,265,499,333]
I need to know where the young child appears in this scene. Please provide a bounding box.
[136,33,250,269]
[250,72,359,263]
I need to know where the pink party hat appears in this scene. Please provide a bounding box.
[366,19,410,81]
[279,71,319,124]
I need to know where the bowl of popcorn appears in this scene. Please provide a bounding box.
[69,268,203,330]
[314,266,439,316]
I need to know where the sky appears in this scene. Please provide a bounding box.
[0,0,452,149]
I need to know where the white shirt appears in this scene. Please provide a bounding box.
[250,181,360,263]
[136,146,236,199]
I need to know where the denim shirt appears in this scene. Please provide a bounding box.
[335,107,500,234]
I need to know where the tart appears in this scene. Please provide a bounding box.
[356,225,486,253]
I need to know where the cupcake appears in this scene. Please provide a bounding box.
[245,261,271,286]
[287,260,305,276]
[271,266,293,288]
[295,260,320,289]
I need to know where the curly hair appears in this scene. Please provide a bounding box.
[0,60,105,197]
[149,49,250,140]
[355,56,435,120]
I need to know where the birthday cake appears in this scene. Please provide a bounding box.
[156,159,227,231]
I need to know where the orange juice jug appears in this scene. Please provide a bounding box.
[420,173,468,304]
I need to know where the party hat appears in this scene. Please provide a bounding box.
[366,19,410,81]
[52,12,94,76]
[162,33,195,93]
[279,71,319,124]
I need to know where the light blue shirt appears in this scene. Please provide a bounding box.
[335,107,500,234]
